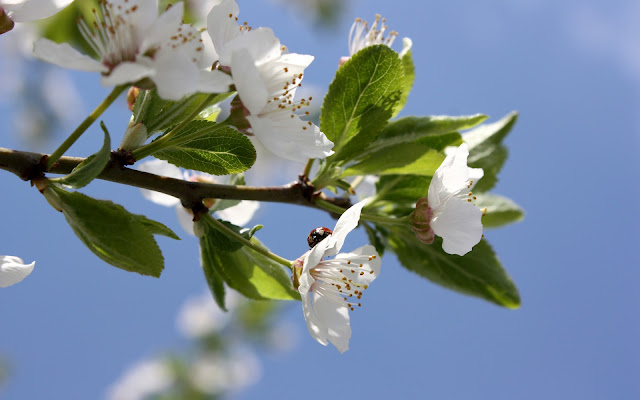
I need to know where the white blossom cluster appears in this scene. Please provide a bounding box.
[0,3,489,356]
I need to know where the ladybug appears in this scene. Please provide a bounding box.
[307,227,333,248]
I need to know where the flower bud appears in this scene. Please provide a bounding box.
[410,197,434,244]
[126,86,140,111]
[119,120,148,151]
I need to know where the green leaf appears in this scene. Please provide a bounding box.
[320,45,404,161]
[475,193,525,228]
[133,215,181,240]
[51,122,111,188]
[464,111,518,192]
[368,175,431,216]
[343,131,461,177]
[374,114,486,148]
[341,115,486,176]
[153,121,256,175]
[198,216,300,301]
[50,187,167,277]
[392,44,415,117]
[385,227,520,308]
[134,90,235,134]
[199,232,228,310]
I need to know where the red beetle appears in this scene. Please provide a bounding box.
[307,227,333,248]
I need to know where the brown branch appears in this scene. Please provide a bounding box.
[0,147,349,211]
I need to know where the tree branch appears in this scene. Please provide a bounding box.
[0,147,349,211]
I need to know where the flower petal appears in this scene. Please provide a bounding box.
[0,255,35,288]
[230,48,269,114]
[206,0,241,66]
[197,69,233,94]
[4,0,72,22]
[33,38,107,73]
[224,27,281,67]
[216,201,259,227]
[101,61,154,87]
[137,160,183,207]
[312,290,351,353]
[431,197,483,256]
[246,113,334,163]
[175,206,196,236]
[301,291,329,346]
[138,1,184,55]
[324,199,368,256]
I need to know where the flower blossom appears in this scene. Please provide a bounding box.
[206,0,333,163]
[411,143,485,256]
[340,14,412,65]
[137,159,259,235]
[294,199,381,353]
[0,255,35,287]
[1,0,73,34]
[33,0,231,100]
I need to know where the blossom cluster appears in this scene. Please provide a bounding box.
[0,1,494,355]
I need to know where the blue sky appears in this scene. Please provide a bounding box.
[1,0,638,399]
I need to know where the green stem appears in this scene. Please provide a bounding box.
[315,198,408,226]
[302,158,314,178]
[47,85,127,169]
[205,216,295,270]
[132,93,218,160]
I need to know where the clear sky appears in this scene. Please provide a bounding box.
[1,0,638,399]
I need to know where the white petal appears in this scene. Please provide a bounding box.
[312,291,351,353]
[431,197,483,256]
[246,113,334,163]
[441,143,473,193]
[137,160,183,207]
[101,61,154,87]
[301,238,330,287]
[197,69,233,94]
[324,199,368,256]
[206,0,241,66]
[0,256,35,288]
[301,290,329,346]
[399,37,413,58]
[125,0,158,39]
[223,27,281,67]
[4,0,72,22]
[175,206,196,236]
[33,39,107,73]
[216,200,259,226]
[139,1,184,55]
[230,48,269,115]
[148,50,200,100]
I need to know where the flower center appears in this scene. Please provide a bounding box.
[311,254,378,311]
[78,1,141,70]
[348,14,398,56]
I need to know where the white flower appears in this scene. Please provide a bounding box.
[340,14,412,65]
[348,14,398,56]
[0,0,72,23]
[0,255,35,287]
[176,290,242,338]
[32,0,231,100]
[106,358,173,400]
[206,0,334,163]
[420,143,484,256]
[296,199,381,353]
[189,348,261,395]
[137,159,259,235]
